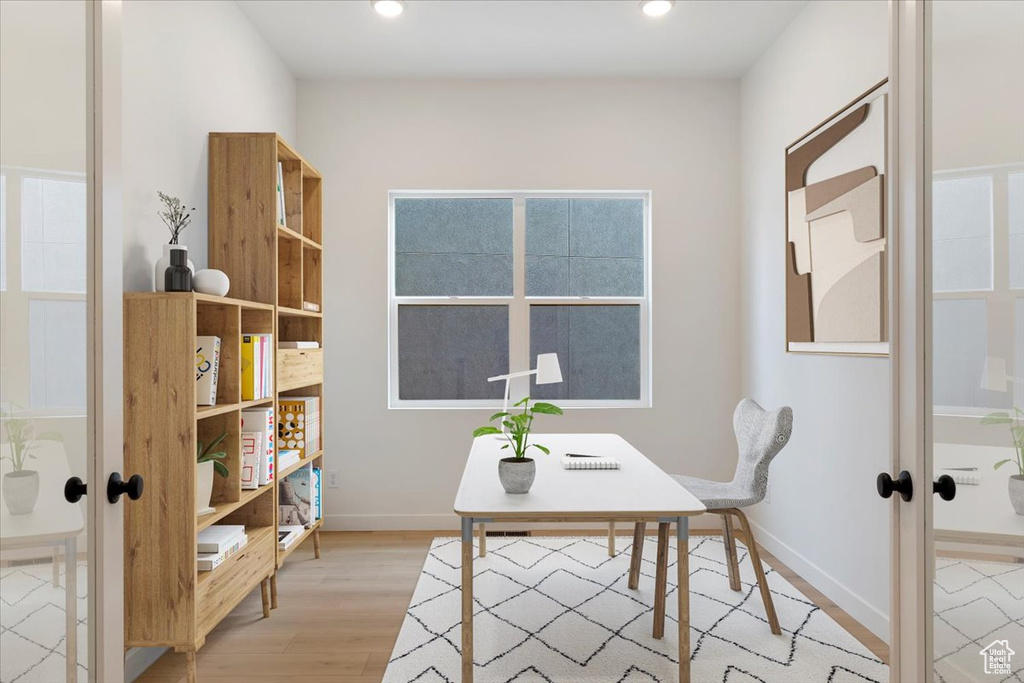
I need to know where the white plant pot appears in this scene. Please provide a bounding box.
[196,460,215,514]
[193,269,230,297]
[1009,475,1024,516]
[155,244,195,292]
[2,470,40,515]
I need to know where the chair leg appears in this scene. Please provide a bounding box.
[652,522,670,639]
[721,513,741,592]
[730,508,781,635]
[628,522,646,590]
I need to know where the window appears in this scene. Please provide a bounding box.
[389,192,651,408]
[0,168,87,414]
[932,165,1023,413]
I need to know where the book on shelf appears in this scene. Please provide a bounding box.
[279,463,315,527]
[241,408,275,485]
[560,455,620,470]
[278,341,319,349]
[277,161,286,228]
[240,431,265,490]
[278,396,320,459]
[195,336,221,406]
[312,467,322,522]
[198,532,248,572]
[197,524,246,554]
[278,524,304,551]
[278,448,301,472]
[241,333,273,400]
[302,301,320,312]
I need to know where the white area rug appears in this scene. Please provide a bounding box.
[384,535,888,682]
[933,557,1024,683]
[0,560,87,683]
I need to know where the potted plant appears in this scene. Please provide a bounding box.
[473,396,563,494]
[1,407,39,515]
[983,407,1024,515]
[154,191,196,292]
[197,432,230,514]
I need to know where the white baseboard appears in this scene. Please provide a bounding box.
[747,518,890,639]
[322,513,721,532]
[125,646,167,682]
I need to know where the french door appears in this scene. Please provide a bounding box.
[0,1,125,682]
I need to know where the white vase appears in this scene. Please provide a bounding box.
[196,460,215,514]
[155,244,195,292]
[1009,475,1024,516]
[2,470,40,515]
[193,269,230,297]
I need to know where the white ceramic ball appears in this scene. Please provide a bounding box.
[193,269,230,297]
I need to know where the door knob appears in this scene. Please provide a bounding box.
[64,477,87,503]
[107,472,144,504]
[933,474,956,501]
[877,470,913,502]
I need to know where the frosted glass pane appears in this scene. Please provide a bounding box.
[21,176,87,293]
[933,237,994,292]
[933,299,1008,409]
[396,253,511,296]
[525,199,568,256]
[1010,172,1023,289]
[397,305,508,400]
[0,175,5,291]
[570,257,643,296]
[569,199,644,258]
[526,255,569,297]
[932,176,993,292]
[29,300,87,410]
[21,242,45,291]
[530,305,640,400]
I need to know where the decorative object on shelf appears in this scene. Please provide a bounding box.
[165,247,193,292]
[196,431,229,515]
[982,407,1024,515]
[195,336,221,406]
[0,406,44,515]
[154,192,196,292]
[473,396,563,494]
[193,269,230,297]
[785,81,888,356]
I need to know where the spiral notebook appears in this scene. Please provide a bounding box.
[561,455,620,470]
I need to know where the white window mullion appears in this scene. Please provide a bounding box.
[509,195,530,402]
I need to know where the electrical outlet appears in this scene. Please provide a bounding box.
[327,471,340,488]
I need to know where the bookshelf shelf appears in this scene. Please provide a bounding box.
[277,306,322,319]
[196,403,240,419]
[278,450,324,480]
[197,484,274,532]
[278,519,323,563]
[240,397,275,410]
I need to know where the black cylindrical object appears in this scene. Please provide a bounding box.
[165,248,192,292]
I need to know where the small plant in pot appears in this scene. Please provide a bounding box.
[197,432,230,514]
[982,407,1024,516]
[1,407,40,515]
[473,397,563,494]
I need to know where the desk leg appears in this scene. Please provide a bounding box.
[461,517,474,682]
[607,521,615,556]
[653,522,670,638]
[478,522,486,557]
[677,517,690,683]
[65,537,77,683]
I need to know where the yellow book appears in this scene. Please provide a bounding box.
[241,335,256,400]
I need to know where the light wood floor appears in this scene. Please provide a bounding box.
[135,530,888,682]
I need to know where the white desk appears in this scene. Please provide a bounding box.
[934,443,1024,547]
[454,433,705,682]
[0,441,84,683]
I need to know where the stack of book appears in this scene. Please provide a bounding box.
[278,463,322,528]
[276,162,287,229]
[241,333,273,400]
[278,448,301,472]
[277,396,320,458]
[195,336,221,406]
[278,524,304,551]
[240,408,275,489]
[197,524,248,572]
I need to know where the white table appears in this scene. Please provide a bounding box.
[0,441,84,683]
[454,433,706,682]
[934,443,1024,547]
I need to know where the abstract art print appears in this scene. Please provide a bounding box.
[786,80,889,356]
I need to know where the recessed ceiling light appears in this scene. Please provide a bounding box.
[640,0,674,17]
[372,0,405,18]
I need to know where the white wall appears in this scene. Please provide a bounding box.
[122,0,296,292]
[298,79,742,531]
[739,0,891,639]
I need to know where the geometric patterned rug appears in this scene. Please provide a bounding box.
[933,557,1024,683]
[0,560,88,683]
[384,535,889,682]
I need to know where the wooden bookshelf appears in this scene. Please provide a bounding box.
[208,133,325,586]
[123,293,277,683]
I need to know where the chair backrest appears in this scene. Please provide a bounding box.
[730,398,793,505]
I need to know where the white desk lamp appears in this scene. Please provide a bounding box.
[488,353,563,432]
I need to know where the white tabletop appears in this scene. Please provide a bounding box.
[454,433,706,520]
[934,442,1024,545]
[0,441,85,548]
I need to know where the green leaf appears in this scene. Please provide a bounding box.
[212,460,230,478]
[489,412,510,422]
[530,402,563,415]
[500,444,509,449]
[473,426,502,438]
[196,440,204,458]
[532,444,550,455]
[993,459,1012,470]
[206,451,227,460]
[206,431,229,453]
[981,412,1013,425]
[513,396,530,407]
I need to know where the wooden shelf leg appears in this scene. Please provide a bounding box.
[261,578,271,618]
[313,529,322,559]
[270,572,278,609]
[652,522,670,639]
[607,521,615,556]
[185,649,197,683]
[478,522,486,557]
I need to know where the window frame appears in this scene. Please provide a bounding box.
[387,190,653,410]
[0,166,89,417]
[932,163,1023,416]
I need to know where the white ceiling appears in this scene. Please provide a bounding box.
[236,0,808,80]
